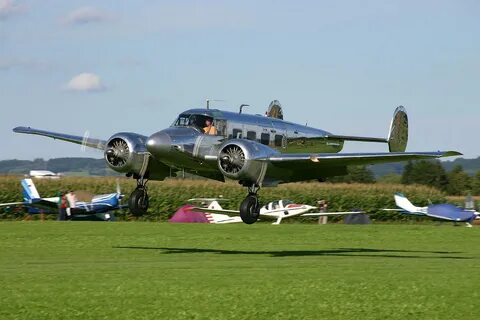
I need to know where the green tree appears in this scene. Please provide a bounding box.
[401,160,449,191]
[471,171,480,196]
[401,161,414,184]
[446,165,471,196]
[328,166,375,184]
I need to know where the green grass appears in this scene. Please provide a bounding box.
[0,222,479,320]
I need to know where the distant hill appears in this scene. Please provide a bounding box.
[0,158,119,176]
[2,156,480,178]
[441,157,480,175]
[370,157,480,177]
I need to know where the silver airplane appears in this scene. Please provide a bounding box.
[13,101,460,224]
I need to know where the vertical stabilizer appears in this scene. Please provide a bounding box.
[394,193,419,213]
[21,179,41,201]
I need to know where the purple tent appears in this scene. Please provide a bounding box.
[169,205,210,223]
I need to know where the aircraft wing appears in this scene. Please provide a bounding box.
[29,199,60,211]
[192,207,240,215]
[0,202,25,208]
[259,151,461,167]
[13,126,106,150]
[302,211,365,216]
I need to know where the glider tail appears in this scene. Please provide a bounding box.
[394,193,418,213]
[21,178,41,202]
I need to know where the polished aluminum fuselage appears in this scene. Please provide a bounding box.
[146,108,345,184]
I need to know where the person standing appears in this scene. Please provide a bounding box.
[317,200,328,225]
[58,192,68,221]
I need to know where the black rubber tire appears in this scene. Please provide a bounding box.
[128,188,149,216]
[240,195,260,224]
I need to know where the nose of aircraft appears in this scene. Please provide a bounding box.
[146,131,172,156]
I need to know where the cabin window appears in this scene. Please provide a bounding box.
[214,119,227,136]
[247,131,256,141]
[260,133,270,145]
[232,129,243,139]
[274,135,284,147]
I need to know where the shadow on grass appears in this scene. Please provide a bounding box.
[114,246,472,259]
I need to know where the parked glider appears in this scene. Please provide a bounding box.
[191,198,364,224]
[13,101,461,224]
[0,179,124,221]
[385,193,479,227]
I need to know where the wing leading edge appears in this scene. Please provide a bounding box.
[258,151,461,167]
[13,126,106,150]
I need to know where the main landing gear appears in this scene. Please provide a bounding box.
[128,178,149,216]
[239,185,261,224]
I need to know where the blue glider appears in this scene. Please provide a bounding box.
[388,193,479,227]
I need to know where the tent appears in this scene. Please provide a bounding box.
[344,213,371,224]
[169,205,209,223]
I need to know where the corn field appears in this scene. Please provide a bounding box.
[0,176,446,221]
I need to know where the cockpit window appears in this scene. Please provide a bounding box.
[173,113,219,135]
[271,200,280,209]
[174,114,191,127]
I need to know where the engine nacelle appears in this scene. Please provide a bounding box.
[217,139,277,185]
[104,133,149,176]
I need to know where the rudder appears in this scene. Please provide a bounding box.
[21,179,41,201]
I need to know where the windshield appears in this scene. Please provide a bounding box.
[173,113,217,134]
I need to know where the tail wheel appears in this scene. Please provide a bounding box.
[240,194,260,224]
[128,188,149,216]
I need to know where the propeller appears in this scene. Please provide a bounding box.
[105,138,130,167]
[81,130,90,152]
[219,145,245,174]
[116,178,122,198]
[115,178,126,217]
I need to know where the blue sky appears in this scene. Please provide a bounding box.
[1,0,479,160]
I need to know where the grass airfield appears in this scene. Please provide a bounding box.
[0,222,479,320]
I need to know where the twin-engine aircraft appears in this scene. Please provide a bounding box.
[13,101,460,224]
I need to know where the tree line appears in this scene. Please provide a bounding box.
[329,160,480,196]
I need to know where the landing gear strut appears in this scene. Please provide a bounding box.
[239,185,260,224]
[128,178,149,216]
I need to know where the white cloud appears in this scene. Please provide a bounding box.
[0,0,26,20]
[65,73,106,92]
[62,6,108,25]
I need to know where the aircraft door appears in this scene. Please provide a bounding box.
[272,120,288,150]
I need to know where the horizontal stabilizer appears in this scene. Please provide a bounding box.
[325,106,408,152]
[325,135,388,143]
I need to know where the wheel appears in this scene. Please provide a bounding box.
[128,188,149,216]
[240,194,260,224]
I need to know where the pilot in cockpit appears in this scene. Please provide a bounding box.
[203,118,217,135]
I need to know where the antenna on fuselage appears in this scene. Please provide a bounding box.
[239,104,249,114]
[206,99,224,109]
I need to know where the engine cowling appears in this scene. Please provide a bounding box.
[104,133,149,175]
[217,139,277,184]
